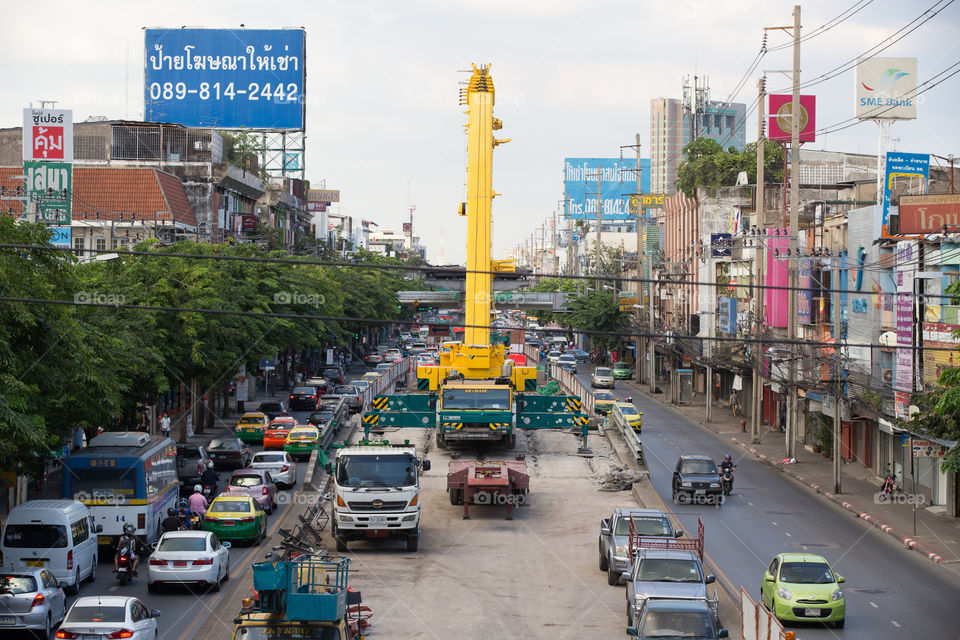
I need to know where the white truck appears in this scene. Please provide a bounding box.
[331,441,430,552]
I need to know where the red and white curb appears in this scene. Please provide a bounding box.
[730,436,950,569]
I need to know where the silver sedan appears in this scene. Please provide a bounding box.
[0,568,66,637]
[249,451,297,489]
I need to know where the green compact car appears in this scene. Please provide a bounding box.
[284,425,320,460]
[202,495,267,543]
[761,553,846,628]
[612,361,633,380]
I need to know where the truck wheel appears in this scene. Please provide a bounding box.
[449,489,462,505]
[607,565,619,586]
[505,433,517,449]
[406,534,419,552]
[599,550,609,572]
[435,433,447,449]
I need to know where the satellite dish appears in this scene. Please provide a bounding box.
[878,331,896,347]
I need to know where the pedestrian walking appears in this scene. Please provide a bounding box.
[729,390,739,417]
[160,412,171,437]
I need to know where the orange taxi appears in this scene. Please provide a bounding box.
[263,416,297,450]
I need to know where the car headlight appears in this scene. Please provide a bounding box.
[634,593,647,605]
[710,482,720,488]
[831,589,843,601]
[614,545,628,558]
[681,481,692,487]
[777,587,793,600]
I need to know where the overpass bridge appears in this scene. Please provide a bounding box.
[396,290,572,311]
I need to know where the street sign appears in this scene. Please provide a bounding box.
[236,366,248,402]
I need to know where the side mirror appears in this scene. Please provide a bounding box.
[422,460,431,472]
[626,627,639,637]
[150,609,161,618]
[621,572,631,582]
[837,575,845,583]
[718,630,729,639]
[674,529,683,538]
[222,541,232,549]
[705,574,716,584]
[600,526,611,536]
[95,525,103,533]
[428,392,437,411]
[763,572,774,582]
[149,542,158,552]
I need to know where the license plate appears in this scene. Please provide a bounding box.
[221,520,235,526]
[368,516,387,524]
[83,635,101,640]
[0,616,15,624]
[25,559,44,567]
[210,453,217,458]
[695,489,706,495]
[174,561,187,567]
[98,535,112,545]
[804,608,820,617]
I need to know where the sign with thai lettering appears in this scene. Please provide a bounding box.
[798,259,813,324]
[899,193,960,234]
[563,158,650,220]
[718,297,737,334]
[895,242,914,392]
[24,161,72,223]
[144,29,305,129]
[308,189,339,203]
[883,151,928,227]
[23,108,72,162]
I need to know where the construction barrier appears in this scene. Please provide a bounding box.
[549,363,595,416]
[359,357,410,410]
[523,343,540,364]
[740,587,790,640]
[616,414,644,464]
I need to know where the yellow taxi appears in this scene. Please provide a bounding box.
[612,402,643,432]
[593,391,617,415]
[284,425,320,460]
[361,372,381,384]
[235,412,269,444]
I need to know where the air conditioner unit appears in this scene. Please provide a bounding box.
[881,368,894,385]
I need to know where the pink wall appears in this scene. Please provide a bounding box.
[765,229,789,328]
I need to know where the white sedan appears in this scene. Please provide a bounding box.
[250,451,297,488]
[147,531,230,593]
[57,595,159,640]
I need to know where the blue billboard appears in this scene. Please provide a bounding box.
[883,151,928,227]
[718,297,737,334]
[563,158,650,220]
[145,29,305,130]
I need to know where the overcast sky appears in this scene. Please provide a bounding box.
[5,1,959,264]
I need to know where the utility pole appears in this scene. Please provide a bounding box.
[832,231,842,494]
[635,134,645,384]
[552,210,560,275]
[540,221,546,277]
[595,166,603,290]
[785,4,801,459]
[705,245,714,423]
[752,75,767,444]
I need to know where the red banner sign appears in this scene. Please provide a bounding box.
[768,95,816,142]
[899,194,960,234]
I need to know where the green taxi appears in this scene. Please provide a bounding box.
[761,553,846,628]
[594,391,617,415]
[284,425,320,460]
[612,361,633,380]
[235,412,269,444]
[203,495,267,543]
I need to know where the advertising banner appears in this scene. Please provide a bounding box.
[718,297,737,334]
[23,108,73,162]
[308,189,339,203]
[767,95,816,142]
[895,242,915,392]
[765,229,789,328]
[49,226,71,249]
[563,158,650,220]
[899,193,960,234]
[798,259,813,324]
[856,57,917,120]
[710,232,732,257]
[883,151,929,228]
[144,29,305,129]
[24,161,72,223]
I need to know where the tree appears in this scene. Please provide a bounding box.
[676,137,785,198]
[564,289,631,354]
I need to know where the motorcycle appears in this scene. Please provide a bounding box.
[203,483,218,502]
[721,467,735,496]
[115,539,137,586]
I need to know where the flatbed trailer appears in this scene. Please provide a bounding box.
[446,456,530,520]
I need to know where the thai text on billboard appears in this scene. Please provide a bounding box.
[23,108,73,162]
[765,229,788,328]
[884,151,929,228]
[718,297,737,334]
[899,194,960,234]
[144,29,305,129]
[797,258,813,324]
[24,161,72,224]
[563,158,650,220]
[895,241,914,392]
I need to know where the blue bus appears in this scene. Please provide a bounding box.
[62,431,178,547]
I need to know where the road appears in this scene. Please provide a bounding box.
[575,367,960,639]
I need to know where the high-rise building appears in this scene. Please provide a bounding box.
[650,87,747,195]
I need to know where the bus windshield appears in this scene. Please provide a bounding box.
[68,469,137,499]
[441,388,511,410]
[337,454,416,488]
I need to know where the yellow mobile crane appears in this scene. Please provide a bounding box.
[363,65,588,450]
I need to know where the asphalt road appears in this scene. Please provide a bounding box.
[575,369,960,639]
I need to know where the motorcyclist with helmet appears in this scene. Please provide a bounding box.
[187,483,209,518]
[161,507,182,533]
[114,523,147,576]
[200,461,220,499]
[720,454,736,494]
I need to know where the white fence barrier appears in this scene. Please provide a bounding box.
[740,587,790,640]
[360,357,410,409]
[549,364,594,416]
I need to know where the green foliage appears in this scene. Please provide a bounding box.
[564,289,631,353]
[901,366,960,473]
[676,137,785,198]
[0,221,411,471]
[528,278,577,293]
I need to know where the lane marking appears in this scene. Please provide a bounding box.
[784,532,791,537]
[771,521,779,527]
[748,502,753,506]
[870,602,878,608]
[892,621,901,628]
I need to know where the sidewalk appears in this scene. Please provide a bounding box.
[619,377,960,576]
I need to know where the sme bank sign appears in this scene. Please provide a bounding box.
[856,57,917,120]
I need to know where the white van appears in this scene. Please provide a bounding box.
[1,499,100,593]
